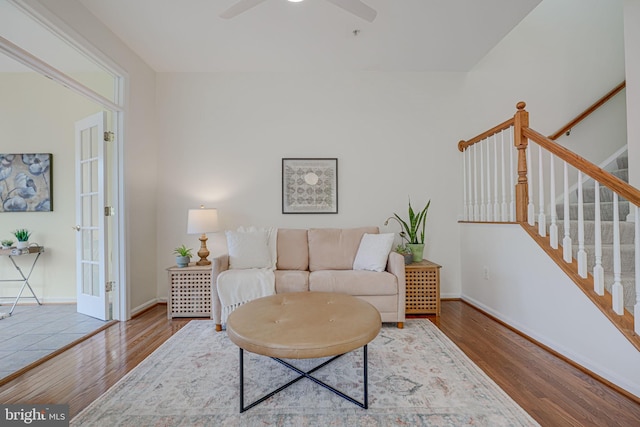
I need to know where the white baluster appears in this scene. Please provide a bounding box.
[509,127,515,222]
[480,142,485,221]
[527,143,535,226]
[493,134,499,221]
[593,182,604,295]
[486,139,492,222]
[473,144,479,221]
[634,205,639,334]
[549,153,558,249]
[500,130,508,221]
[562,162,572,263]
[611,193,623,314]
[538,145,546,236]
[465,148,475,221]
[577,171,587,278]
[462,148,468,221]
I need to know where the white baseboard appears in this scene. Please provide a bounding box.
[440,292,461,299]
[461,295,640,399]
[131,298,161,316]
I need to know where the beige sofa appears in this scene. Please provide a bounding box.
[211,227,406,331]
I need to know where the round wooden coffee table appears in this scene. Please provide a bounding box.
[227,291,381,412]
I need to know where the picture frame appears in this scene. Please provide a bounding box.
[282,158,338,214]
[0,153,53,212]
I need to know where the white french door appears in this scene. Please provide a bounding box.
[75,112,111,320]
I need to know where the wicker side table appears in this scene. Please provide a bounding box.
[404,259,442,316]
[166,264,212,319]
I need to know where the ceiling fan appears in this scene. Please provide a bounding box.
[220,0,377,23]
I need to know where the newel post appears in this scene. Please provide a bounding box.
[514,102,529,223]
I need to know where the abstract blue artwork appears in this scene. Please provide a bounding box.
[0,153,52,212]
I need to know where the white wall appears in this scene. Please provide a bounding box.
[461,223,640,398]
[625,0,640,189]
[0,72,106,301]
[27,0,159,313]
[464,0,626,155]
[155,72,467,299]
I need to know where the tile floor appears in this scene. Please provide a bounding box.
[0,304,107,380]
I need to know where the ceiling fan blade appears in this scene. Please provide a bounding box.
[219,0,269,19]
[324,0,377,22]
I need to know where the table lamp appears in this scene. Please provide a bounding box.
[187,206,219,266]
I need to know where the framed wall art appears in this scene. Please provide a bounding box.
[282,158,338,214]
[0,153,52,212]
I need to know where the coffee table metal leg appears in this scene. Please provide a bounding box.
[239,348,244,413]
[238,345,369,412]
[364,344,368,409]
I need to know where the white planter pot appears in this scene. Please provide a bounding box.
[16,241,29,249]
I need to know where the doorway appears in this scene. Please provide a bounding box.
[0,3,126,318]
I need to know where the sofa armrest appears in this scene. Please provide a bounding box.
[386,251,406,322]
[211,254,229,330]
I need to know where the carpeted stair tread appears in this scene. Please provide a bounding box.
[551,220,636,245]
[571,244,636,273]
[580,185,628,203]
[556,201,630,221]
[617,155,628,169]
[603,272,636,314]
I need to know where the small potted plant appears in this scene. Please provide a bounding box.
[1,239,14,249]
[13,229,31,249]
[173,244,193,268]
[385,197,431,262]
[394,244,414,265]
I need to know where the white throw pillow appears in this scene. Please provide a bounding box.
[226,230,271,269]
[236,226,277,270]
[353,233,395,272]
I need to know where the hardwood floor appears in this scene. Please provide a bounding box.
[0,301,638,425]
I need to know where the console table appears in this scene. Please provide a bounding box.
[166,264,212,319]
[0,246,44,315]
[405,259,441,316]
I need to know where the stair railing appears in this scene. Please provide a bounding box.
[548,81,626,141]
[458,102,640,341]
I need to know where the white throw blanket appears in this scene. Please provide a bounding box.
[217,268,276,323]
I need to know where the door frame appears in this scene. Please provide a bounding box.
[1,1,130,320]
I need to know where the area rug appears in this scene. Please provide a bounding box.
[71,320,539,426]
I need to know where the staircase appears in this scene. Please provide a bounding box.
[556,151,636,313]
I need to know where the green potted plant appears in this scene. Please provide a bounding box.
[13,229,31,249]
[394,244,414,265]
[1,239,14,249]
[173,244,193,268]
[386,197,431,262]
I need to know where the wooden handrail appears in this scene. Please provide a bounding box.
[458,117,514,152]
[548,81,626,141]
[523,127,640,207]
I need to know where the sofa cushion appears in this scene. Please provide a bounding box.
[275,270,309,293]
[276,229,309,270]
[308,227,378,271]
[309,270,397,296]
[353,233,394,272]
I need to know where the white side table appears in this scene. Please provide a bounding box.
[166,263,212,319]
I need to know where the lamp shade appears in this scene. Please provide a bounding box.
[187,208,219,234]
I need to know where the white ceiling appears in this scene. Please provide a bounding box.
[77,0,542,73]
